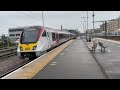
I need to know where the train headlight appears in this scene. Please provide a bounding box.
[20,47,23,51]
[33,46,37,50]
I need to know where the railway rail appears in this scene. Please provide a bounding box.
[0,39,75,79]
[0,47,17,59]
[0,46,17,50]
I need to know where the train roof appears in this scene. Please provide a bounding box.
[9,25,56,30]
[9,25,75,35]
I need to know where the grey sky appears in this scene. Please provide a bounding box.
[0,11,120,36]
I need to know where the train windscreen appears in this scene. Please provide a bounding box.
[21,28,40,44]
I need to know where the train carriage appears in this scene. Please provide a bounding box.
[17,25,76,60]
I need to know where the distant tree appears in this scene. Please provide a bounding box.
[1,34,8,46]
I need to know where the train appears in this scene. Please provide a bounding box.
[17,25,76,60]
[67,29,80,38]
[94,29,120,36]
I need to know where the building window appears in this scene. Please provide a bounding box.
[9,29,23,32]
[16,34,20,36]
[10,34,15,36]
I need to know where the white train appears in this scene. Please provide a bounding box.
[17,26,76,59]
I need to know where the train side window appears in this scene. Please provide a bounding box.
[52,33,56,41]
[59,34,63,39]
[42,30,46,37]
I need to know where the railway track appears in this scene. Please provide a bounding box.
[0,57,30,78]
[0,46,17,50]
[0,40,74,79]
[82,38,111,79]
[0,47,17,59]
[0,52,17,59]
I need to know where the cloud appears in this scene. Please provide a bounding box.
[0,11,120,36]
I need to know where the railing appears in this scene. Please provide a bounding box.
[0,47,17,59]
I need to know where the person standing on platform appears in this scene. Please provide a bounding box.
[91,40,97,51]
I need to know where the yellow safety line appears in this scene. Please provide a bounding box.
[29,40,74,79]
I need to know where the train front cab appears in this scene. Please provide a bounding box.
[17,26,45,60]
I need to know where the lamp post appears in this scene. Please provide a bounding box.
[92,11,95,38]
[81,17,87,40]
[86,11,91,42]
[118,16,120,29]
[42,11,44,27]
[81,21,84,32]
[61,25,62,31]
[87,11,88,33]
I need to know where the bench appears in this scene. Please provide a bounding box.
[98,42,108,52]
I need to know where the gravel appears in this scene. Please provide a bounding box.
[0,56,29,77]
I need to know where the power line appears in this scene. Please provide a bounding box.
[0,26,6,28]
[0,17,14,27]
[28,11,45,26]
[28,11,46,20]
[17,11,48,26]
[0,16,25,28]
[28,11,59,28]
[17,11,62,30]
[42,11,44,27]
[0,21,15,28]
[17,11,42,21]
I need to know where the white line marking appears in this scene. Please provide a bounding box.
[116,46,120,47]
[106,70,120,74]
[107,50,112,52]
[60,53,64,56]
[106,62,113,65]
[108,60,120,62]
[106,70,113,73]
[65,49,68,50]
[52,62,58,64]
[116,56,120,58]
[50,63,56,65]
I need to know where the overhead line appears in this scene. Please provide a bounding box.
[17,11,41,21]
[28,11,59,28]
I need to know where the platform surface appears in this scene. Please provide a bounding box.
[32,39,105,79]
[86,38,120,79]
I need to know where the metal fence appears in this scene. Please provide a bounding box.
[0,35,17,49]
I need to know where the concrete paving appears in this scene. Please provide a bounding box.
[85,38,120,79]
[32,38,105,79]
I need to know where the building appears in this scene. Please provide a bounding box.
[100,17,120,32]
[89,28,101,34]
[9,26,28,41]
[106,19,120,31]
[100,23,105,31]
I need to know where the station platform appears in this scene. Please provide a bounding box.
[32,38,105,79]
[85,38,120,79]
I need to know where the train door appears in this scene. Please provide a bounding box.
[41,30,48,51]
[51,32,56,47]
[56,32,59,46]
[47,32,51,49]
